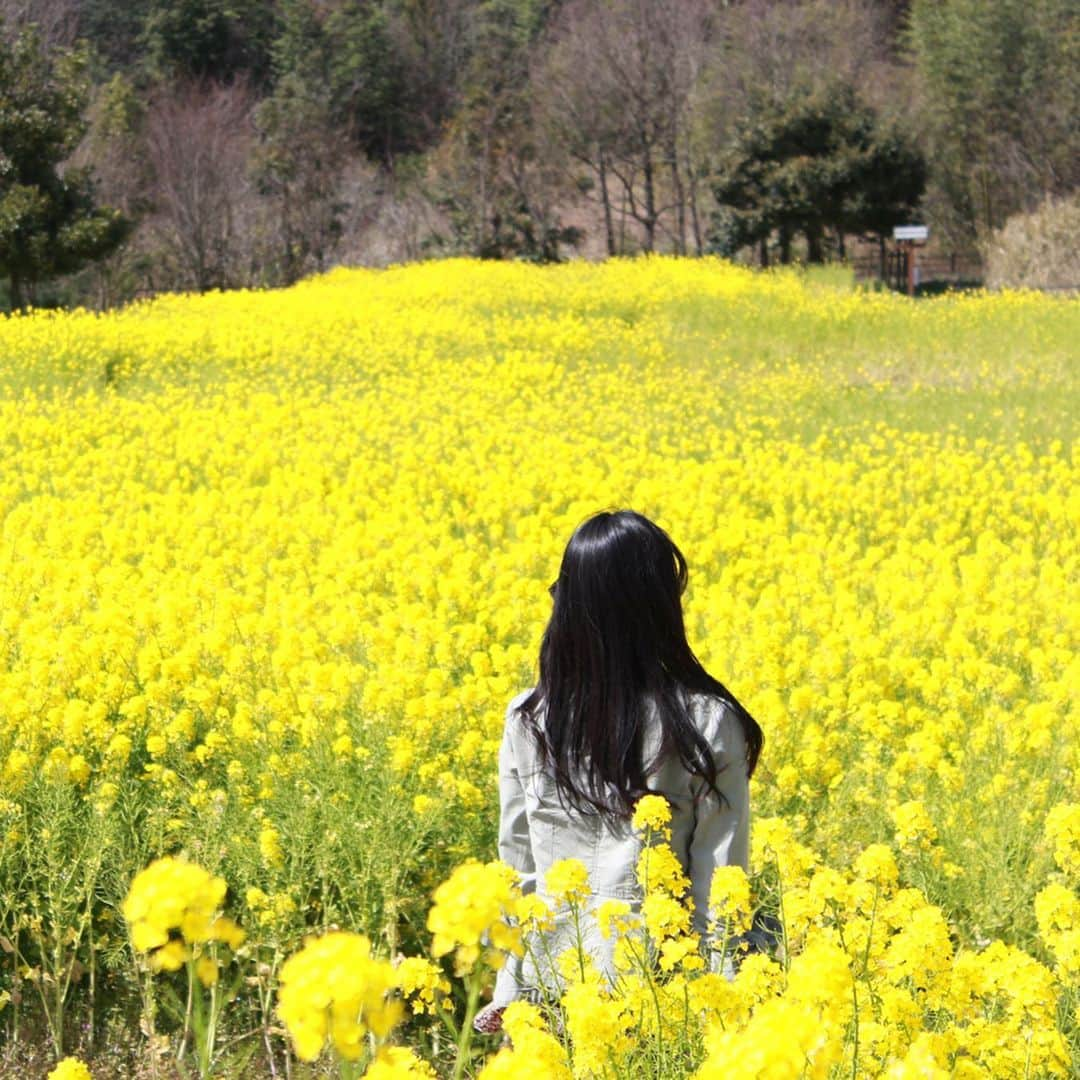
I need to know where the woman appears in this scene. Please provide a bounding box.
[475,510,764,1033]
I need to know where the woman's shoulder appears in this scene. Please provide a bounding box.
[503,688,539,742]
[683,691,745,749]
[507,688,535,715]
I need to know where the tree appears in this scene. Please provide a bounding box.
[142,79,254,291]
[533,10,623,256]
[708,0,896,114]
[0,0,80,47]
[267,0,411,163]
[430,0,576,261]
[537,0,718,256]
[842,122,929,270]
[0,27,129,309]
[908,0,1079,244]
[698,0,908,263]
[251,73,350,284]
[324,1,410,162]
[709,83,925,264]
[383,0,476,150]
[140,0,278,84]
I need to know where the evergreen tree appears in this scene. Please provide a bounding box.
[252,70,349,284]
[324,1,409,161]
[77,0,155,69]
[710,83,925,264]
[909,0,1078,243]
[0,28,130,309]
[141,0,278,83]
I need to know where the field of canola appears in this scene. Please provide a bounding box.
[0,258,1077,1079]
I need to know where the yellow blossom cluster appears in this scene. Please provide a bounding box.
[709,864,753,936]
[427,859,524,975]
[122,856,244,977]
[276,931,401,1061]
[46,1060,92,1080]
[0,258,1076,1075]
[477,1001,572,1079]
[395,956,451,1015]
[545,858,592,906]
[362,1046,438,1078]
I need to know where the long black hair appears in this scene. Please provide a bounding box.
[518,510,763,818]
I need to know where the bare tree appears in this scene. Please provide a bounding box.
[533,10,625,255]
[0,0,79,46]
[537,0,717,255]
[661,1,719,254]
[422,1,576,261]
[709,0,894,112]
[143,79,255,292]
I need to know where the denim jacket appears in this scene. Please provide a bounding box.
[493,688,750,1005]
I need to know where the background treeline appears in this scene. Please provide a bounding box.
[0,0,1077,308]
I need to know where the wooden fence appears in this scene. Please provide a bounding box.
[850,251,984,292]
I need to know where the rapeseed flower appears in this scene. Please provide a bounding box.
[477,1002,571,1078]
[395,956,450,1015]
[709,865,752,935]
[632,794,672,835]
[46,1060,92,1080]
[277,931,401,1061]
[427,860,522,975]
[544,858,591,905]
[363,1046,437,1078]
[123,856,244,971]
[1045,803,1080,877]
[0,258,1076,1074]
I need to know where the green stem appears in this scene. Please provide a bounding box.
[773,855,790,972]
[179,957,194,1069]
[646,971,665,1071]
[849,975,859,1079]
[10,926,19,1049]
[571,902,587,982]
[714,915,731,976]
[451,976,481,1080]
[850,885,880,1080]
[86,895,96,1052]
[203,973,218,1077]
[436,1000,462,1043]
[339,1056,364,1080]
[52,934,64,1057]
[143,967,160,1080]
[21,934,59,1057]
[860,886,880,978]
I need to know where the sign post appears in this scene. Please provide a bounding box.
[893,225,929,296]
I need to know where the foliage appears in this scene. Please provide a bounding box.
[709,82,925,263]
[139,0,278,83]
[323,1,410,161]
[0,0,1070,299]
[251,73,349,284]
[428,0,575,260]
[77,0,156,70]
[908,0,1080,244]
[0,27,129,309]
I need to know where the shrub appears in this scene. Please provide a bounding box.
[985,193,1080,291]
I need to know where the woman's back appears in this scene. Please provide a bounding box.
[494,687,750,1003]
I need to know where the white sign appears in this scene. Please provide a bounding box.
[894,225,929,241]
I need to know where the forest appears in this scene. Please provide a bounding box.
[0,0,1077,308]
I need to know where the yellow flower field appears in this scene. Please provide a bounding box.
[0,259,1077,1077]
